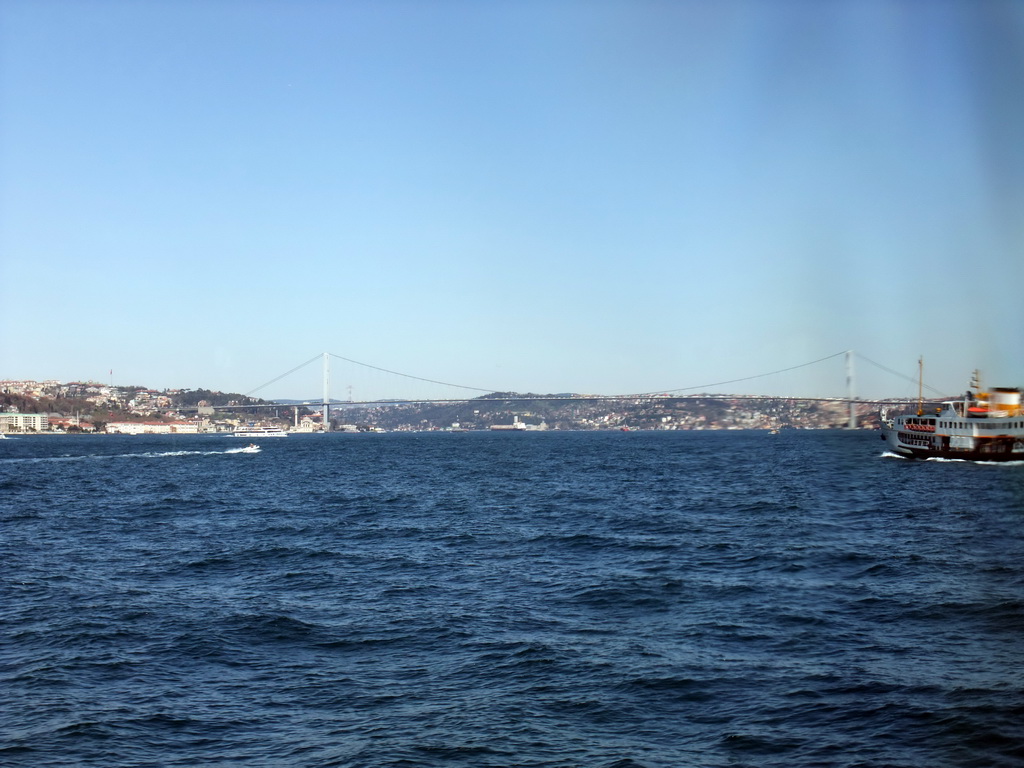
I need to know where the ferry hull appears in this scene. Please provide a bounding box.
[882,428,1024,462]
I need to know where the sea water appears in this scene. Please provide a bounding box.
[2,430,1022,767]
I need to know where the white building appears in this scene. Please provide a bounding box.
[105,421,203,435]
[0,412,49,432]
[293,415,323,432]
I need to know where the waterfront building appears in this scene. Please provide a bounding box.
[105,421,199,434]
[0,412,49,432]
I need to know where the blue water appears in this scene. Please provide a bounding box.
[2,431,1022,767]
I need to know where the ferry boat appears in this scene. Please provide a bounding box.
[881,371,1024,461]
[230,426,288,438]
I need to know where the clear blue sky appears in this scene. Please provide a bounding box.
[2,0,1022,401]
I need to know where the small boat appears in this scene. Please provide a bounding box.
[881,368,1024,461]
[238,443,260,453]
[230,426,288,438]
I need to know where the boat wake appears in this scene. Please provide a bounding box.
[1,447,260,464]
[927,457,1024,466]
[880,451,909,460]
[898,455,1024,466]
[229,445,261,454]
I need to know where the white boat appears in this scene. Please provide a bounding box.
[230,426,288,438]
[238,443,261,453]
[881,370,1024,461]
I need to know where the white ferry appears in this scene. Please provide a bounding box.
[230,426,288,438]
[881,372,1024,461]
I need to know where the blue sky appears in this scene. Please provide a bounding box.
[2,0,1022,401]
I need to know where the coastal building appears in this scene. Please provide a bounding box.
[0,412,49,432]
[47,416,97,433]
[293,415,323,432]
[105,421,199,434]
[106,422,173,434]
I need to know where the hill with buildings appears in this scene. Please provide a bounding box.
[2,378,882,433]
[352,392,880,432]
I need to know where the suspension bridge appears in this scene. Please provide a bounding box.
[200,350,953,430]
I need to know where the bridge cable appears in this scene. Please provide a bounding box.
[329,353,498,393]
[643,350,848,396]
[244,354,324,398]
[853,352,946,396]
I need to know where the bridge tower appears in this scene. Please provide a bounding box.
[322,352,331,432]
[846,350,856,429]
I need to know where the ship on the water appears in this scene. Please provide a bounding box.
[230,426,288,438]
[881,371,1024,461]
